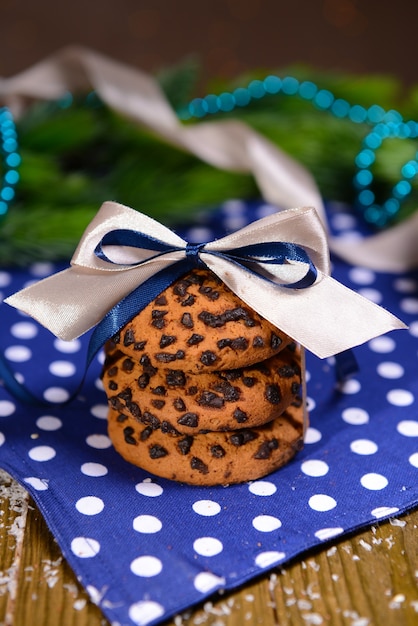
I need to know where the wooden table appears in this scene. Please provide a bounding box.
[0,469,417,626]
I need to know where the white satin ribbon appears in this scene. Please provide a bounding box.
[5,201,405,359]
[2,46,418,271]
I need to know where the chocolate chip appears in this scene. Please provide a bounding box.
[109,396,124,411]
[265,384,282,404]
[291,382,301,395]
[107,366,118,377]
[197,391,224,409]
[149,445,168,459]
[254,438,279,459]
[111,332,120,344]
[230,430,258,446]
[116,413,128,423]
[122,358,134,373]
[173,397,186,412]
[140,426,152,441]
[123,426,136,445]
[186,386,198,396]
[123,328,135,346]
[155,352,177,363]
[190,457,209,474]
[181,294,195,307]
[217,338,231,349]
[222,370,241,381]
[173,281,189,297]
[161,421,180,435]
[117,388,132,402]
[151,310,168,329]
[155,294,167,306]
[198,311,224,328]
[166,370,186,387]
[134,341,147,351]
[200,351,218,366]
[152,385,166,396]
[199,285,220,300]
[187,333,204,346]
[212,381,240,402]
[211,445,226,458]
[151,399,165,409]
[231,337,249,350]
[242,376,256,387]
[253,335,265,348]
[138,373,150,389]
[175,350,185,360]
[126,401,141,419]
[181,312,194,328]
[140,355,157,376]
[271,333,283,350]
[142,411,161,430]
[177,436,193,455]
[177,412,199,427]
[160,334,176,348]
[233,408,248,423]
[109,380,118,391]
[278,365,297,378]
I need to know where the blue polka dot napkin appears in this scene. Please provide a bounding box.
[0,200,417,626]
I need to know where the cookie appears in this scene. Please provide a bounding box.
[102,344,302,434]
[107,403,306,485]
[107,269,292,373]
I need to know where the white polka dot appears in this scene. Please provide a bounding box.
[129,601,165,626]
[377,361,404,379]
[133,515,162,534]
[348,267,375,285]
[350,439,378,455]
[75,496,104,515]
[71,536,101,558]
[308,494,337,512]
[249,481,277,496]
[314,527,344,541]
[408,321,418,337]
[86,434,112,449]
[0,432,5,446]
[222,199,246,213]
[129,600,164,626]
[29,262,54,277]
[304,427,322,444]
[331,213,357,230]
[194,572,225,594]
[43,387,70,403]
[36,415,62,431]
[301,460,329,477]
[130,555,163,577]
[397,420,418,437]
[368,336,396,353]
[252,515,282,532]
[185,226,212,243]
[192,500,221,516]
[338,378,361,394]
[4,345,32,362]
[28,445,56,462]
[10,321,38,339]
[371,506,399,519]
[358,288,382,304]
[341,407,369,425]
[96,350,105,365]
[193,537,223,557]
[23,476,49,490]
[0,400,16,416]
[49,360,76,377]
[81,462,108,477]
[386,389,414,406]
[409,452,418,468]
[334,231,364,243]
[393,278,417,293]
[400,298,418,314]
[135,480,163,497]
[90,404,108,419]
[54,338,81,353]
[306,396,316,411]
[223,214,248,230]
[255,551,286,568]
[360,473,388,490]
[256,203,277,218]
[0,271,11,287]
[94,378,104,391]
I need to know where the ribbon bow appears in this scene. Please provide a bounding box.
[5,201,405,360]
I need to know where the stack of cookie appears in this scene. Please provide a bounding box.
[101,269,306,485]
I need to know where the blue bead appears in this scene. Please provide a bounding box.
[263,76,281,94]
[233,88,251,107]
[4,170,19,185]
[6,152,21,167]
[384,109,403,123]
[1,186,15,201]
[0,201,7,215]
[401,162,417,179]
[331,98,350,118]
[188,98,208,118]
[393,180,411,198]
[374,123,390,138]
[298,81,317,100]
[364,206,382,224]
[384,198,400,214]
[204,94,219,114]
[367,104,385,123]
[314,89,334,110]
[248,80,265,99]
[364,132,382,149]
[407,121,418,138]
[348,105,367,123]
[355,170,373,187]
[217,92,235,112]
[3,138,17,152]
[58,91,73,108]
[358,189,375,206]
[355,149,375,168]
[281,76,299,95]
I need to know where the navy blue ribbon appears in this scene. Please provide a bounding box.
[0,228,355,406]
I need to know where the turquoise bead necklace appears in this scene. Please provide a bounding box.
[2,73,418,228]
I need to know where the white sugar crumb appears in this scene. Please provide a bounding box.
[410,600,418,612]
[352,555,360,561]
[331,574,339,582]
[73,598,87,611]
[385,535,395,549]
[389,517,406,527]
[359,539,372,552]
[42,557,63,588]
[343,610,369,625]
[327,546,337,557]
[389,593,406,609]
[308,560,320,572]
[244,593,254,602]
[301,613,323,624]
[298,599,313,610]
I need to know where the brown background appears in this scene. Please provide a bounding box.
[0,0,417,90]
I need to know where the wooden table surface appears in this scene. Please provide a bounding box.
[0,469,417,626]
